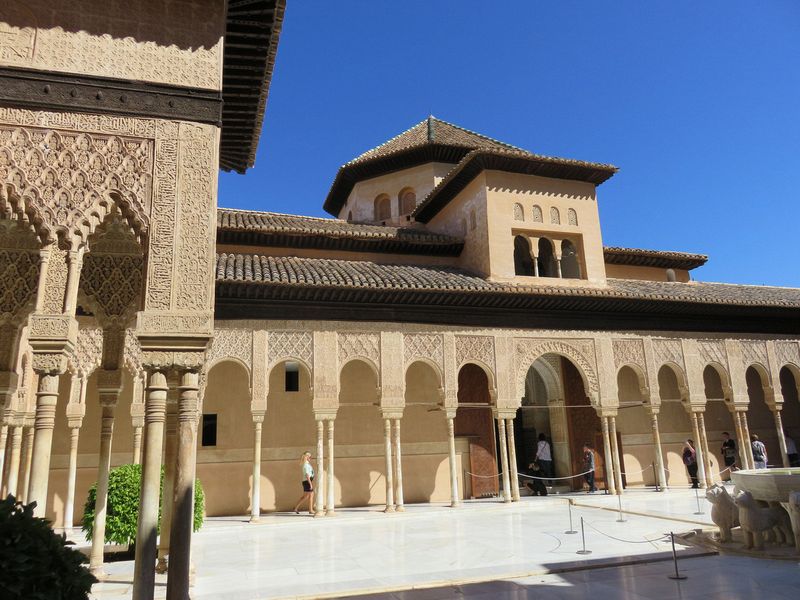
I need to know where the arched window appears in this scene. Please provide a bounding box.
[532,205,543,223]
[398,187,417,215]
[537,237,557,277]
[374,194,391,221]
[513,235,534,276]
[561,239,581,279]
[567,208,578,226]
[550,207,560,225]
[469,209,477,231]
[513,203,524,221]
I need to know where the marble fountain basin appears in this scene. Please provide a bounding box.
[731,468,800,502]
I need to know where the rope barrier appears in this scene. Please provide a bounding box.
[518,468,595,480]
[618,464,654,477]
[464,470,504,479]
[581,519,668,546]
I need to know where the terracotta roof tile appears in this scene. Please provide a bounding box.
[603,247,708,270]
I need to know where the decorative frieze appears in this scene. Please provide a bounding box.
[206,329,252,371]
[338,332,380,371]
[612,339,645,371]
[455,335,495,371]
[514,338,599,396]
[740,340,769,370]
[652,338,685,371]
[68,326,102,377]
[403,333,444,370]
[697,339,728,368]
[775,341,800,369]
[267,331,313,369]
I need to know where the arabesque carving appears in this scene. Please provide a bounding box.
[67,326,102,377]
[268,331,313,369]
[338,332,380,371]
[123,329,142,376]
[652,338,685,371]
[698,339,728,369]
[455,335,495,371]
[775,341,800,369]
[403,333,444,371]
[515,338,599,397]
[740,340,769,370]
[207,329,252,371]
[612,339,645,371]
[0,246,39,321]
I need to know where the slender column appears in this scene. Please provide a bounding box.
[326,419,335,516]
[132,372,167,600]
[740,411,755,468]
[497,417,512,503]
[132,426,143,465]
[609,416,623,494]
[0,424,7,490]
[62,249,84,314]
[250,418,263,522]
[20,425,34,504]
[601,417,617,495]
[157,394,179,573]
[63,425,81,528]
[314,420,325,516]
[383,417,395,512]
[393,418,404,512]
[556,258,563,278]
[33,249,51,312]
[5,426,22,497]
[773,409,790,468]
[698,413,713,484]
[90,387,120,576]
[733,411,749,469]
[690,412,707,488]
[447,414,460,507]
[165,371,200,600]
[28,374,60,517]
[649,410,668,490]
[506,418,520,502]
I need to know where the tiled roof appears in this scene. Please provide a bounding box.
[347,116,522,165]
[215,253,800,309]
[216,208,464,255]
[604,247,708,270]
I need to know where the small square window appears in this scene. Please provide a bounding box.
[285,361,300,392]
[201,414,217,447]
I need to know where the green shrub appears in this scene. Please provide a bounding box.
[82,464,204,545]
[0,495,97,600]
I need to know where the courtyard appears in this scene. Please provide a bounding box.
[82,487,799,600]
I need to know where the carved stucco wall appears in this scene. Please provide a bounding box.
[0,0,224,90]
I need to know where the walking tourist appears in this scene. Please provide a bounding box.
[751,434,768,469]
[522,462,548,496]
[785,432,799,467]
[683,440,699,488]
[582,443,597,493]
[294,451,315,514]
[720,431,737,478]
[535,433,553,483]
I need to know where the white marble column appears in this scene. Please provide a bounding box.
[63,425,81,528]
[326,419,335,516]
[733,411,749,469]
[497,417,512,503]
[649,409,668,490]
[165,371,200,600]
[609,416,623,494]
[90,378,121,577]
[0,424,7,490]
[20,425,34,504]
[5,425,22,497]
[157,392,179,574]
[250,416,263,523]
[446,413,460,507]
[506,418,520,502]
[698,413,713,484]
[28,373,60,517]
[393,418,404,512]
[383,417,395,512]
[601,417,617,495]
[132,371,167,600]
[690,412,707,488]
[740,411,755,468]
[315,419,325,517]
[773,409,790,468]
[132,426,143,466]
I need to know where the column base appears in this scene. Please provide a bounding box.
[314,511,325,518]
[155,558,168,574]
[450,502,461,508]
[395,505,405,513]
[89,565,107,579]
[325,509,336,517]
[384,506,396,513]
[249,515,261,523]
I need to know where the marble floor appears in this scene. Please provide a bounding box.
[86,488,797,599]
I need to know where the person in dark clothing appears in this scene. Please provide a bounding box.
[523,462,548,496]
[582,443,597,493]
[683,439,699,488]
[720,431,737,479]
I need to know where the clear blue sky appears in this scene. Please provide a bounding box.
[219,1,800,287]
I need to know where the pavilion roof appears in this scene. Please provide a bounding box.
[603,247,708,271]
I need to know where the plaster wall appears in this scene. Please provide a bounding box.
[483,171,606,283]
[606,264,692,283]
[0,0,224,89]
[339,163,453,224]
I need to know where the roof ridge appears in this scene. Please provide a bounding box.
[604,246,708,258]
[218,207,345,223]
[428,116,524,152]
[345,118,430,165]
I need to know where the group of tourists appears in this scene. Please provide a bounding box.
[520,434,598,496]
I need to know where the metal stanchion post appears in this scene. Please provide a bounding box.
[565,499,577,534]
[667,531,687,580]
[576,517,592,555]
[616,493,626,523]
[693,487,704,515]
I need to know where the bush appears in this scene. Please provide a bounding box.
[82,464,204,546]
[0,495,97,600]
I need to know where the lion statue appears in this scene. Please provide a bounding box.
[734,490,793,550]
[787,491,800,552]
[706,485,739,542]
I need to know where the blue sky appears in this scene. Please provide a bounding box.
[219,1,800,287]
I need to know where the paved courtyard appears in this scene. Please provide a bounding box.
[84,487,800,599]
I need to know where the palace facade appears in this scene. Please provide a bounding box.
[1,1,799,598]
